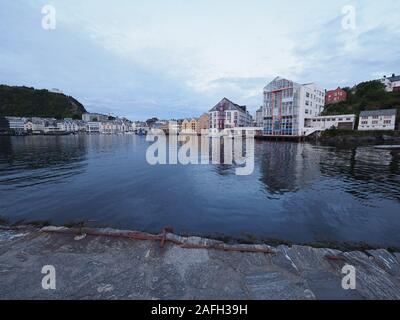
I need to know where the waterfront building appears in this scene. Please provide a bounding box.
[196,113,210,134]
[209,98,253,134]
[182,118,197,132]
[358,109,397,131]
[325,87,347,105]
[87,121,101,133]
[134,121,148,131]
[56,119,79,133]
[305,114,356,133]
[380,74,400,92]
[100,121,115,134]
[261,77,325,136]
[150,120,168,130]
[31,118,46,134]
[43,119,61,134]
[5,117,26,134]
[181,119,191,131]
[24,119,33,132]
[163,120,181,134]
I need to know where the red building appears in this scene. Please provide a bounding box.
[325,87,347,105]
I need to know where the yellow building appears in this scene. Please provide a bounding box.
[180,114,209,134]
[181,118,196,133]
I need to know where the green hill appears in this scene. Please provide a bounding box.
[322,80,400,126]
[0,85,87,119]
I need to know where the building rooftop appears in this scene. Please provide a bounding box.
[360,109,397,117]
[209,98,247,113]
[386,75,400,82]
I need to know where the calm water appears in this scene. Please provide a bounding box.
[1,135,400,247]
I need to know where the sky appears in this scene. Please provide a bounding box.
[0,0,399,120]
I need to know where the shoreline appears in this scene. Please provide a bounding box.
[1,222,399,253]
[1,225,400,299]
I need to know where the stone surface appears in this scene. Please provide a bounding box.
[0,228,399,300]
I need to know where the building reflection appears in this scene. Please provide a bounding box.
[256,141,400,201]
[257,142,321,195]
[318,146,400,201]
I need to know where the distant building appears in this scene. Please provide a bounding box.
[209,98,253,134]
[6,117,25,134]
[261,77,325,136]
[31,118,46,134]
[49,88,63,94]
[152,120,168,130]
[358,109,397,131]
[196,113,209,134]
[82,113,108,122]
[325,87,347,105]
[380,74,400,92]
[181,119,194,132]
[255,107,263,127]
[87,121,101,133]
[56,119,79,133]
[43,119,61,134]
[134,121,148,130]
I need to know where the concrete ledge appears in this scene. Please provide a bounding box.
[0,227,399,300]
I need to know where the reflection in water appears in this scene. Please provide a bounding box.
[257,142,321,195]
[255,141,400,202]
[318,146,400,202]
[0,136,88,189]
[0,135,399,247]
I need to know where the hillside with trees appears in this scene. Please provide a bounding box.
[322,80,400,126]
[0,85,86,119]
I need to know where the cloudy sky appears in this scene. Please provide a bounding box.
[0,0,399,120]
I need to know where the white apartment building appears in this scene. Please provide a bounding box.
[380,74,400,92]
[87,121,101,133]
[305,115,356,132]
[262,77,326,136]
[5,117,26,133]
[358,109,397,131]
[56,119,79,133]
[209,98,253,134]
[30,118,47,133]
